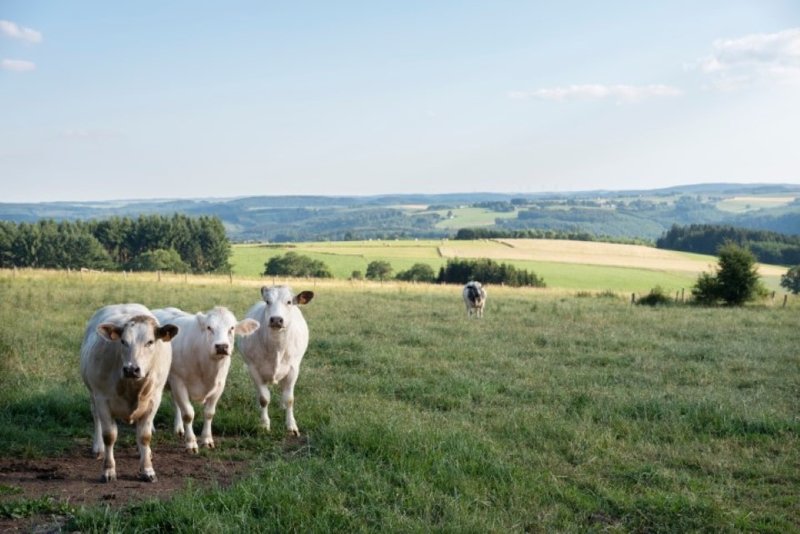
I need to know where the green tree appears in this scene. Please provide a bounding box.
[366,260,393,281]
[127,248,190,273]
[395,263,436,283]
[780,265,800,295]
[691,242,761,306]
[264,252,332,278]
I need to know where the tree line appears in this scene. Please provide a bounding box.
[656,224,800,265]
[262,253,545,288]
[0,215,231,273]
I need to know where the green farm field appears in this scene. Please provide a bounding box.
[232,239,790,295]
[0,270,798,532]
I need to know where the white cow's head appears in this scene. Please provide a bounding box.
[260,286,314,330]
[98,315,178,380]
[196,306,259,359]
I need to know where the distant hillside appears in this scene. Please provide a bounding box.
[1,183,798,242]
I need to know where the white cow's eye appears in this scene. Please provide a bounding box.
[146,340,154,347]
[286,300,292,305]
[207,326,213,332]
[120,339,128,346]
[229,327,234,334]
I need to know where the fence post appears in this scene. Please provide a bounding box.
[229,271,233,285]
[157,270,161,282]
[681,288,685,303]
[631,293,636,305]
[783,294,788,308]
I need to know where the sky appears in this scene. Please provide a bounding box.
[1,1,799,203]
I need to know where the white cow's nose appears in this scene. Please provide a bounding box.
[269,316,284,328]
[123,364,141,378]
[214,343,229,355]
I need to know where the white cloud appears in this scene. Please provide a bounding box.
[0,20,43,44]
[1,59,36,72]
[696,27,800,88]
[509,84,683,102]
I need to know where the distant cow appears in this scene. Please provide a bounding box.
[239,286,314,436]
[463,281,487,318]
[79,304,178,482]
[153,306,259,453]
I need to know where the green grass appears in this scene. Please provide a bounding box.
[1,271,798,532]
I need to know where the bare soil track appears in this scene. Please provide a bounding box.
[0,442,248,531]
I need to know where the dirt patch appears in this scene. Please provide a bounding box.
[0,442,249,531]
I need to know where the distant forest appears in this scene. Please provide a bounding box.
[656,224,800,265]
[0,215,230,273]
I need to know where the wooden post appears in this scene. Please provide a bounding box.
[783,294,788,308]
[631,293,636,305]
[681,288,685,303]
[157,270,161,282]
[229,271,233,285]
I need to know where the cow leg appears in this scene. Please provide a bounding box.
[171,392,184,437]
[247,366,271,430]
[94,401,117,482]
[136,416,157,482]
[89,396,105,459]
[280,367,300,436]
[199,380,225,449]
[171,381,198,453]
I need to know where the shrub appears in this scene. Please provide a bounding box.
[637,286,672,306]
[264,251,332,278]
[780,265,800,295]
[350,270,364,280]
[691,272,720,305]
[395,263,436,283]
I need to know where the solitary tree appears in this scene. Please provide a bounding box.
[781,265,800,295]
[366,260,393,281]
[692,242,761,305]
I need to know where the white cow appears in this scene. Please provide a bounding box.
[79,304,178,482]
[463,281,487,318]
[239,286,314,436]
[153,306,259,453]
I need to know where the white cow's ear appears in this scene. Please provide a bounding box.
[295,291,314,305]
[97,323,123,341]
[260,286,271,301]
[235,318,260,336]
[195,312,207,328]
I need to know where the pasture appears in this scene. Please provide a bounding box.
[0,269,798,532]
[232,239,789,294]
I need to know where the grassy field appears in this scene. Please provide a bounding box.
[232,239,789,295]
[0,270,798,532]
[715,195,798,213]
[429,207,519,229]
